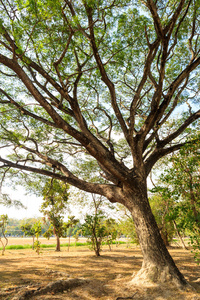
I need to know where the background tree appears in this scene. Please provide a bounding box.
[82,213,107,256]
[150,186,188,250]
[6,217,49,236]
[21,220,42,251]
[6,218,22,237]
[152,137,200,259]
[64,215,79,251]
[43,224,54,240]
[40,179,69,251]
[103,218,118,251]
[149,194,175,247]
[0,0,200,286]
[0,214,8,255]
[118,215,139,247]
[81,194,116,254]
[73,227,82,247]
[21,223,36,249]
[33,221,42,255]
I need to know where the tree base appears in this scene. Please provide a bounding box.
[130,263,190,289]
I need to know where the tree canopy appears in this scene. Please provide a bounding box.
[0,0,199,197]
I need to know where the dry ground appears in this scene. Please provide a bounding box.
[0,238,200,299]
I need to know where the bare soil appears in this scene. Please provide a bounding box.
[0,240,200,299]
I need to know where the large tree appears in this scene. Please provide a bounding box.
[0,0,199,287]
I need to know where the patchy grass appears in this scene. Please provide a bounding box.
[0,244,200,299]
[0,237,126,251]
[0,242,91,250]
[4,244,31,250]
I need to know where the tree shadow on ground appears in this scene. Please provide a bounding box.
[0,247,200,300]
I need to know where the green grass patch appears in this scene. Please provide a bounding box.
[60,242,91,247]
[40,242,91,248]
[4,244,32,250]
[112,241,126,245]
[0,240,127,251]
[0,241,91,251]
[40,244,56,248]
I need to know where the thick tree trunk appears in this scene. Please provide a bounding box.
[119,183,188,287]
[161,231,170,247]
[55,235,60,252]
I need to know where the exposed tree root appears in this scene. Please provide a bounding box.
[0,285,35,299]
[10,278,89,300]
[116,292,138,299]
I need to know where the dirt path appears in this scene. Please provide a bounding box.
[0,245,200,299]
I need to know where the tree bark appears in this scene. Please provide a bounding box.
[116,183,188,287]
[160,231,170,247]
[0,237,7,255]
[95,246,100,257]
[56,235,61,252]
